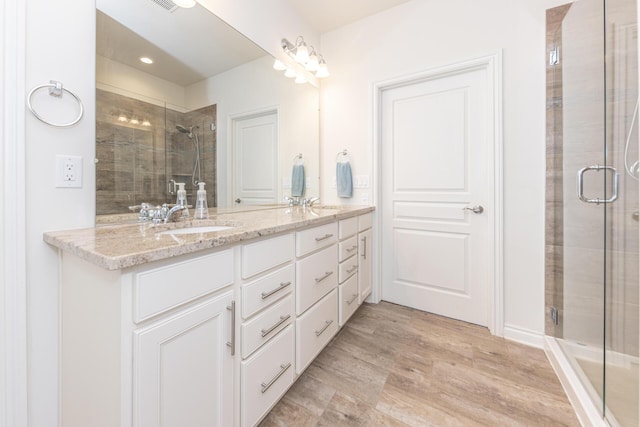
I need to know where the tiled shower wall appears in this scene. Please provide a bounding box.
[96,89,216,215]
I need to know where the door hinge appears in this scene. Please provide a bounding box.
[550,306,559,326]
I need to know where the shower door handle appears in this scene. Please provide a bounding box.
[577,164,619,205]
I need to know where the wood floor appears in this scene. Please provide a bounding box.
[260,301,579,427]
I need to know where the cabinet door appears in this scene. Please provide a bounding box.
[358,228,372,301]
[133,290,234,427]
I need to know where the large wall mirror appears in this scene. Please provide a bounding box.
[95,0,319,217]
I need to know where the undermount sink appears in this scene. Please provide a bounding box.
[158,225,234,236]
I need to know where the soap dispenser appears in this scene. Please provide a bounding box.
[194,181,209,219]
[176,182,189,217]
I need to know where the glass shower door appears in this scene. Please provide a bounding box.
[552,0,639,425]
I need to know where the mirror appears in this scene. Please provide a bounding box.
[95,0,319,218]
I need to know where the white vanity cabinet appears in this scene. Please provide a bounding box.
[134,290,234,427]
[239,234,296,427]
[59,248,236,427]
[337,217,360,326]
[53,208,375,427]
[358,213,373,302]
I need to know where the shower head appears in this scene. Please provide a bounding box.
[176,124,192,138]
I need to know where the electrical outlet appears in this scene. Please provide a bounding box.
[56,155,83,188]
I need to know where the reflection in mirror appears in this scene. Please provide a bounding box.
[95,0,319,218]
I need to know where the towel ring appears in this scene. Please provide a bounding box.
[336,149,350,162]
[27,80,84,128]
[293,153,304,165]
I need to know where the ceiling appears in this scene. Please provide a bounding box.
[287,0,412,33]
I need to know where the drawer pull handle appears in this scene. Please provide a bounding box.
[346,245,358,253]
[314,271,334,283]
[361,236,367,259]
[347,294,358,305]
[226,300,236,356]
[261,314,292,338]
[315,319,334,337]
[261,362,292,394]
[261,281,292,300]
[315,233,334,242]
[346,265,358,274]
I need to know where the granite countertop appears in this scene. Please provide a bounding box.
[44,205,374,271]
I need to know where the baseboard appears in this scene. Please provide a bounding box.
[544,336,609,427]
[502,324,545,349]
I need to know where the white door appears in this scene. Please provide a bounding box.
[133,291,234,427]
[232,112,278,206]
[381,65,492,326]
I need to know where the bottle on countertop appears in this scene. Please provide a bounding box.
[176,182,189,217]
[194,181,209,219]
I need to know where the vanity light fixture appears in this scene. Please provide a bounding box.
[172,0,196,8]
[273,59,287,71]
[281,36,329,78]
[139,56,154,64]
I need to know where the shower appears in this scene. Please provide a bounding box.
[176,124,202,187]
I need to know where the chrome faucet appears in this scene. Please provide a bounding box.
[164,205,188,223]
[303,197,320,207]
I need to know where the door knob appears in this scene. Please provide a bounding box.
[235,198,241,204]
[463,205,484,214]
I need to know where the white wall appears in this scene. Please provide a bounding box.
[186,55,319,207]
[24,0,96,425]
[319,0,569,340]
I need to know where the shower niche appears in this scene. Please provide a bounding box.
[96,88,217,215]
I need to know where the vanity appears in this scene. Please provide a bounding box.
[44,205,374,427]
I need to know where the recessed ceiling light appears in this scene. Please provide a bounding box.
[139,57,153,64]
[173,0,196,7]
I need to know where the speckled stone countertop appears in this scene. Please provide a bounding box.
[44,205,374,271]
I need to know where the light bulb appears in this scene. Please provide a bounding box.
[173,0,196,7]
[142,119,151,127]
[117,114,127,122]
[273,59,286,70]
[305,52,319,71]
[295,74,307,84]
[130,118,139,125]
[295,40,309,63]
[315,59,329,78]
[284,68,297,78]
[139,57,153,64]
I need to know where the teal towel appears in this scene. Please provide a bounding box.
[291,164,305,197]
[336,162,353,198]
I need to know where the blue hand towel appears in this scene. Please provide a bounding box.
[336,161,353,198]
[291,164,305,197]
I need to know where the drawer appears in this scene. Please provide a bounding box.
[339,274,359,326]
[242,233,294,279]
[338,217,358,239]
[358,213,372,232]
[295,289,338,374]
[241,325,295,427]
[241,295,294,359]
[295,222,338,257]
[242,264,294,319]
[296,245,338,315]
[339,256,358,284]
[133,249,233,323]
[338,235,358,262]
